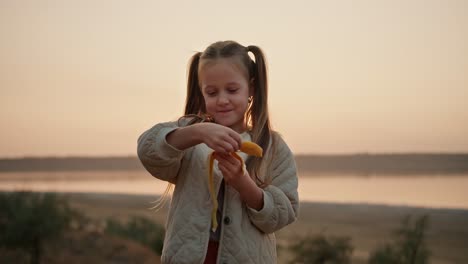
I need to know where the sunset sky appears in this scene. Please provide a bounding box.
[1,0,467,157]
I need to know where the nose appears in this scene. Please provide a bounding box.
[217,93,229,105]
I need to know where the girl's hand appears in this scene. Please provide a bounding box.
[214,152,264,210]
[196,123,242,153]
[214,153,250,191]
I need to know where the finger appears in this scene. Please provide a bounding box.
[221,142,235,153]
[214,136,236,152]
[228,131,242,150]
[224,135,240,151]
[217,155,241,174]
[217,163,229,177]
[216,156,233,172]
[218,161,225,170]
[229,134,242,151]
[215,141,232,153]
[224,140,236,153]
[223,154,240,166]
[214,153,230,164]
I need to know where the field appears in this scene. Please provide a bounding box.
[64,192,468,264]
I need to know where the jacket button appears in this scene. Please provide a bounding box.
[223,216,231,225]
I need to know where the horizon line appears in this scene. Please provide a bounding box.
[1,151,468,160]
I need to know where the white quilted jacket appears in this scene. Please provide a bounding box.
[137,121,299,264]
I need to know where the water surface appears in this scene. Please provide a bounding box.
[1,171,467,210]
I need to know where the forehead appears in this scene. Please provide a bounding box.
[198,58,249,82]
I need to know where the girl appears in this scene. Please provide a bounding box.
[137,40,299,264]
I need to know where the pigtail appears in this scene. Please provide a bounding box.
[246,45,272,185]
[179,52,215,126]
[184,52,205,115]
[154,52,205,211]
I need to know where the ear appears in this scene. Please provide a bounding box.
[249,78,255,97]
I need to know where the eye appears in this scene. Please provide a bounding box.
[227,88,239,93]
[204,87,217,97]
[206,91,217,97]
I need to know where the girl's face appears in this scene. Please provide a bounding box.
[199,58,252,133]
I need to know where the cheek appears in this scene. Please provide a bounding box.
[204,97,216,112]
[235,94,249,107]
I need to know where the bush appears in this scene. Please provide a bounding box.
[105,216,165,255]
[289,233,354,264]
[0,192,72,264]
[368,215,430,264]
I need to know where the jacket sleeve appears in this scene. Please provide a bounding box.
[246,134,299,234]
[137,121,186,184]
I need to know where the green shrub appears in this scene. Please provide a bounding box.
[289,233,353,264]
[368,215,430,264]
[0,192,72,264]
[105,216,165,255]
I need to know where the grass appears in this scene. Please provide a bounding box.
[62,192,468,264]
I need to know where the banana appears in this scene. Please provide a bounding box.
[208,153,218,231]
[207,141,263,232]
[239,141,263,158]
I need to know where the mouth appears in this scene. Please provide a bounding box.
[217,109,233,114]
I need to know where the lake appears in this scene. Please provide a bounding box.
[0,170,467,210]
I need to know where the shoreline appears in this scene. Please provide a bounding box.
[61,190,468,213]
[2,189,468,212]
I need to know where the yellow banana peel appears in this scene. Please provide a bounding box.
[239,141,263,158]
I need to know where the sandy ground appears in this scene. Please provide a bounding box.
[60,192,468,264]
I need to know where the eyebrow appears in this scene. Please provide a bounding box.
[203,82,241,89]
[203,85,216,90]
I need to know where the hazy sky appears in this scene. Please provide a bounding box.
[1,0,467,157]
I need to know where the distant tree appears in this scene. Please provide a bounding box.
[0,192,72,264]
[368,215,430,264]
[368,244,400,264]
[289,233,353,264]
[105,216,165,255]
